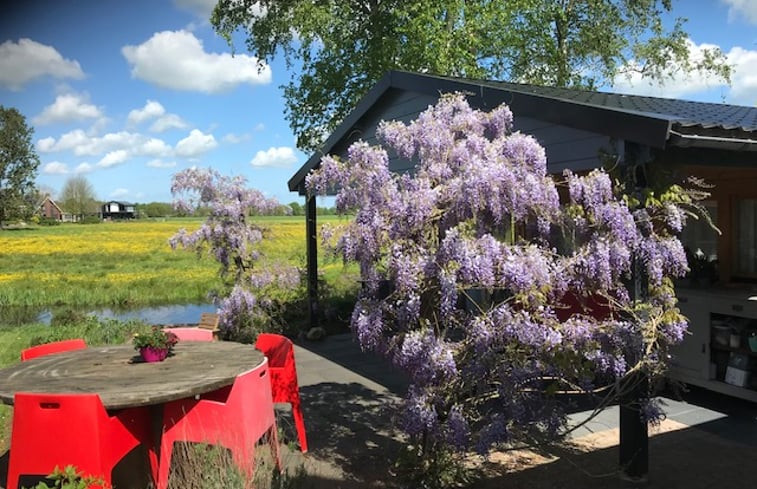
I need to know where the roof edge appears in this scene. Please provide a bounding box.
[287,72,395,193]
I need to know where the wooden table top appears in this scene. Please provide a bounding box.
[0,341,264,410]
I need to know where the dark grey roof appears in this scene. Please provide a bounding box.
[104,200,135,206]
[289,70,757,193]
[460,77,757,133]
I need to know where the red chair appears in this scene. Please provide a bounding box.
[255,333,308,453]
[6,393,157,489]
[157,360,280,489]
[162,327,214,342]
[20,338,87,361]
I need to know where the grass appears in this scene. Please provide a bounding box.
[0,215,360,482]
[0,216,357,311]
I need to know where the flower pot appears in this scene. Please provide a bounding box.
[140,346,169,362]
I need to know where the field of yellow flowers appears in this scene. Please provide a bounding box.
[0,217,349,310]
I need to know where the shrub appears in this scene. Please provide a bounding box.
[79,216,101,224]
[38,217,60,226]
[170,168,299,340]
[308,93,696,481]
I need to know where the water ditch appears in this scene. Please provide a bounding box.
[0,303,218,326]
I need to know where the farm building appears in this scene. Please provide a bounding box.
[101,201,136,220]
[288,70,757,402]
[37,196,65,221]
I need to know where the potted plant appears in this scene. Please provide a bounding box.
[132,327,179,362]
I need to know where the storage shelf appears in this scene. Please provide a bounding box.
[710,343,757,357]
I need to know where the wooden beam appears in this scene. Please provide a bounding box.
[306,195,319,329]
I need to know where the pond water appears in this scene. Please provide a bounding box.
[1,303,218,326]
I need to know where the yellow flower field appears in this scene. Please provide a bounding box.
[0,216,353,310]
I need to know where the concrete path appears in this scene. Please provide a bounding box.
[292,334,757,488]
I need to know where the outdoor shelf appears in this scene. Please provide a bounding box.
[710,343,757,357]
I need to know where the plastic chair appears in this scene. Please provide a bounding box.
[6,393,157,489]
[255,333,308,453]
[162,327,214,342]
[20,338,87,361]
[157,360,280,489]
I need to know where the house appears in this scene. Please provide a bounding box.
[37,196,64,221]
[288,70,757,402]
[101,201,135,220]
[36,195,77,222]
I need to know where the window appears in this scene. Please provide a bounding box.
[735,199,757,278]
[680,201,718,262]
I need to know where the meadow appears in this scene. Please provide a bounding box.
[0,216,355,312]
[0,215,358,459]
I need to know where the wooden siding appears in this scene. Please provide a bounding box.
[327,88,618,175]
[680,163,757,283]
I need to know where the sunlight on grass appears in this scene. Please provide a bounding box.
[0,216,353,308]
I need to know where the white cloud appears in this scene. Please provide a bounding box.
[613,39,757,105]
[150,114,188,132]
[175,129,217,157]
[727,46,757,104]
[74,162,94,174]
[127,100,188,132]
[111,188,130,198]
[146,159,177,168]
[121,30,271,93]
[33,93,103,125]
[37,130,174,159]
[127,100,165,125]
[250,146,298,168]
[254,122,265,132]
[98,150,129,168]
[37,137,56,152]
[0,39,84,90]
[722,0,757,24]
[42,161,69,175]
[222,132,251,144]
[139,138,173,157]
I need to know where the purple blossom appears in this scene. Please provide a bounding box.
[308,93,693,457]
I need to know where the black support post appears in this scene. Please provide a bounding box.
[306,194,319,330]
[619,142,649,482]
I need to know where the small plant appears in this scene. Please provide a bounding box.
[132,326,179,352]
[25,465,106,489]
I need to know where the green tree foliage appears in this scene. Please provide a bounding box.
[288,201,303,216]
[0,106,40,227]
[212,0,731,152]
[60,175,99,221]
[141,201,175,218]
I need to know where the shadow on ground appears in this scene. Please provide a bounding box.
[469,415,757,489]
[277,381,405,488]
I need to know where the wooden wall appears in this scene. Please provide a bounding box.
[328,88,618,175]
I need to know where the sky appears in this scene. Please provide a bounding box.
[1,0,756,206]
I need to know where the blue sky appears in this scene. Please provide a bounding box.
[1,0,756,206]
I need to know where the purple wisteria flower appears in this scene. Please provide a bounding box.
[170,167,299,338]
[307,93,693,457]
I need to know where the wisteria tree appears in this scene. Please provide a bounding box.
[307,94,692,466]
[170,168,299,339]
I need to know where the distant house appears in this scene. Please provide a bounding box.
[102,201,135,220]
[37,196,71,221]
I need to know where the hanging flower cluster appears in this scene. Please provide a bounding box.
[170,167,298,335]
[307,93,690,455]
